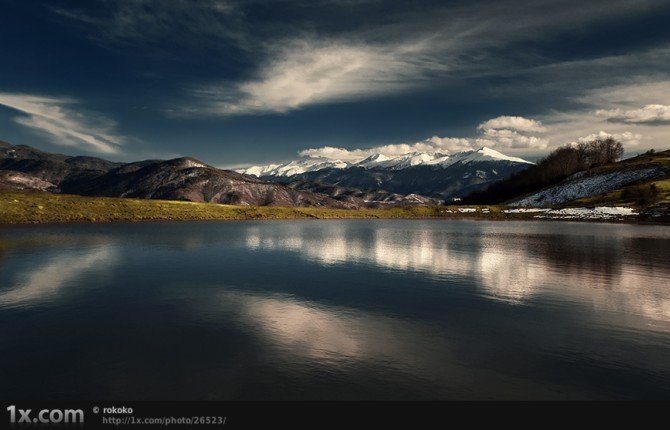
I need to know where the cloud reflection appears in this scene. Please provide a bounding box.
[0,247,117,308]
[208,290,457,384]
[243,222,670,323]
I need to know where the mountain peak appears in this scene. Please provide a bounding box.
[166,157,211,169]
[463,147,534,164]
[359,153,391,163]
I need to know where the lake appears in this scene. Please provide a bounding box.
[1,220,669,400]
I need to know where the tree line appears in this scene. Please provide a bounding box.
[462,137,624,205]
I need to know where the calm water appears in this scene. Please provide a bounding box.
[0,220,669,400]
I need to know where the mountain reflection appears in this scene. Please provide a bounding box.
[244,222,670,323]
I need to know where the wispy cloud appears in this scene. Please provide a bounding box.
[0,93,125,154]
[189,39,440,116]
[52,0,243,48]
[52,0,670,121]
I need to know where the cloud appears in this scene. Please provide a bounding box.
[474,116,548,149]
[190,39,438,116]
[477,116,546,133]
[0,93,125,154]
[573,131,643,146]
[52,0,242,48]
[596,104,670,125]
[52,0,670,122]
[299,137,474,162]
[298,115,549,161]
[535,80,670,154]
[475,128,549,150]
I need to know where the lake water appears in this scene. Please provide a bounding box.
[0,220,669,400]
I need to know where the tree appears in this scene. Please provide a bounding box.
[462,137,625,205]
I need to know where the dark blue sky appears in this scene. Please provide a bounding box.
[1,0,669,167]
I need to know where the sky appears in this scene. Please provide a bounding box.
[0,0,669,168]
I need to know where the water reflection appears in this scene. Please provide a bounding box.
[0,220,668,400]
[244,222,670,323]
[206,291,453,374]
[0,246,117,308]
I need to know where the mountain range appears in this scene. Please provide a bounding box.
[241,148,533,200]
[0,141,434,208]
[0,141,537,207]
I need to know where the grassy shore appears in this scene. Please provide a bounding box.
[3,190,666,225]
[0,191,531,224]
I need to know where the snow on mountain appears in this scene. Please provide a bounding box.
[239,147,532,177]
[355,153,392,168]
[240,158,351,177]
[370,152,450,169]
[452,147,533,165]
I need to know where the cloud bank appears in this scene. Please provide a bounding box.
[596,104,670,124]
[0,93,125,154]
[299,115,549,161]
[572,131,643,146]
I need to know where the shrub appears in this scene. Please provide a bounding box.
[621,184,659,206]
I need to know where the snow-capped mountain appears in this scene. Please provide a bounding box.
[241,158,352,177]
[239,147,532,177]
[239,147,534,200]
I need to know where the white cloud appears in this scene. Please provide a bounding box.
[474,116,548,150]
[596,104,670,124]
[0,93,125,154]
[299,137,474,162]
[194,39,436,116]
[475,128,549,149]
[477,116,546,133]
[573,131,643,146]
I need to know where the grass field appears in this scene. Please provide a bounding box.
[0,191,518,224]
[2,190,666,225]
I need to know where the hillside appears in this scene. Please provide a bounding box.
[509,150,670,208]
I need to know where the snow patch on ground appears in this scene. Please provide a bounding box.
[504,208,550,213]
[458,208,477,213]
[534,206,637,220]
[510,167,663,207]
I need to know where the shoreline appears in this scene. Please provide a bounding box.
[1,191,667,226]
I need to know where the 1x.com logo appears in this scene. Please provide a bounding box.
[6,405,84,425]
